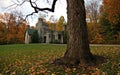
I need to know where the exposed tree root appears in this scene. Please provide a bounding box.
[53,55,107,68]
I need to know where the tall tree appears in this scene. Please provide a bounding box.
[18,0,95,66]
[49,15,57,31]
[63,0,94,65]
[99,0,120,44]
[56,16,65,31]
[86,0,100,23]
[103,0,120,24]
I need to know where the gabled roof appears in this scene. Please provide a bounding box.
[27,29,38,35]
[28,29,37,35]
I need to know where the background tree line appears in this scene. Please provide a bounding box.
[0,12,27,45]
[86,0,120,44]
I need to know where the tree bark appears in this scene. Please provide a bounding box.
[62,0,94,66]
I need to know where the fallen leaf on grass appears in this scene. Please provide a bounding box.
[10,71,16,75]
[51,73,56,75]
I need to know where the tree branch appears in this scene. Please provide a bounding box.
[5,0,27,11]
[32,0,57,12]
[25,0,57,19]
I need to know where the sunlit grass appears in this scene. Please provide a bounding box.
[0,44,120,75]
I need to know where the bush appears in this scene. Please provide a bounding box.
[31,31,39,43]
[50,39,60,44]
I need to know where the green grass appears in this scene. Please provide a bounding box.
[0,44,120,75]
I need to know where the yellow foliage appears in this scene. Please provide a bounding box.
[103,0,120,24]
[0,13,27,44]
[87,23,104,44]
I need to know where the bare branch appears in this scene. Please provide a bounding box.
[25,0,57,19]
[16,0,26,6]
[25,11,37,19]
[30,0,57,12]
[5,0,27,11]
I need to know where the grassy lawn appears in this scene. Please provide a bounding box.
[0,44,120,75]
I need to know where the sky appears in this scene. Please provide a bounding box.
[0,0,67,26]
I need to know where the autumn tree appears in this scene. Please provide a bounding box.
[99,0,120,44]
[49,15,57,31]
[0,13,14,44]
[85,0,100,23]
[0,12,27,44]
[102,0,120,24]
[0,21,6,44]
[46,21,56,31]
[17,0,96,66]
[87,22,104,44]
[56,16,65,31]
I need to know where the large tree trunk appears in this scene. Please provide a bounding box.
[63,0,94,65]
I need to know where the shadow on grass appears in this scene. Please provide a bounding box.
[52,55,107,68]
[93,55,107,67]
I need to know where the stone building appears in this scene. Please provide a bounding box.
[25,18,65,44]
